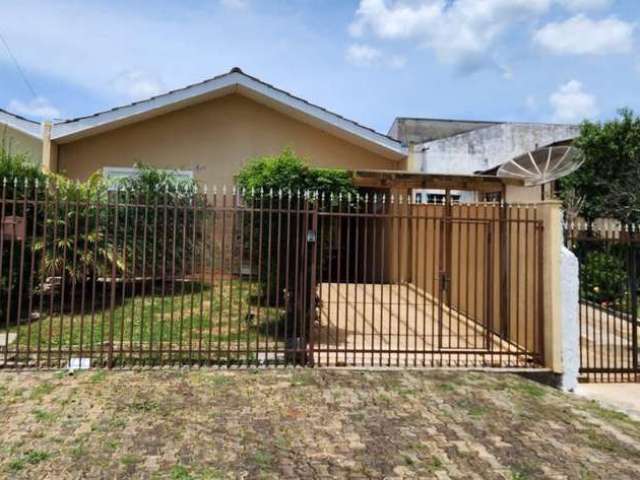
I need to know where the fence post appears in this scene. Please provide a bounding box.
[539,200,579,389]
[539,200,563,371]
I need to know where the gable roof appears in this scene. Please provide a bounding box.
[51,68,406,160]
[0,108,41,139]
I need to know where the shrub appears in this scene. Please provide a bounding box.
[109,164,201,278]
[581,251,628,305]
[0,148,47,326]
[2,162,202,326]
[236,149,355,336]
[236,147,355,200]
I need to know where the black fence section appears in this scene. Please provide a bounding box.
[566,221,640,382]
[0,181,545,369]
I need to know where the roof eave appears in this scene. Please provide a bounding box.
[50,71,406,160]
[0,110,41,139]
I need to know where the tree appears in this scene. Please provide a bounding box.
[559,109,640,225]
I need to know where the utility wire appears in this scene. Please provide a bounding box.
[0,30,38,100]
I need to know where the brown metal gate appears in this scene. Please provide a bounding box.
[0,184,544,370]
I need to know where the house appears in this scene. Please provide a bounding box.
[43,68,407,188]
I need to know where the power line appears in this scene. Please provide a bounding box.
[0,30,38,100]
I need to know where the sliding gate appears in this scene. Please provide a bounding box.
[312,200,544,368]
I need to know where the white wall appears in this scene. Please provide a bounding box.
[416,123,580,175]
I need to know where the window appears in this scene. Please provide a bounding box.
[103,167,194,181]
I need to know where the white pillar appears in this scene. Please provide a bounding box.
[560,246,580,391]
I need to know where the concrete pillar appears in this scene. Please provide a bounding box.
[539,200,563,371]
[41,122,57,173]
[406,144,421,172]
[538,199,579,390]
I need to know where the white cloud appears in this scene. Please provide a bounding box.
[345,43,406,69]
[111,70,165,101]
[349,0,553,72]
[346,44,382,66]
[557,0,613,11]
[221,0,248,9]
[0,1,311,108]
[8,97,61,120]
[534,15,634,55]
[549,80,598,122]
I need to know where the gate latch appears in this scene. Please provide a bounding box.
[307,230,317,243]
[439,272,449,292]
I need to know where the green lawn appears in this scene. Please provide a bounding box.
[3,281,285,360]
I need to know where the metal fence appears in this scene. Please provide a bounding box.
[0,181,545,369]
[566,221,640,382]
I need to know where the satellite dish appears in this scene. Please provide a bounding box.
[497,145,582,186]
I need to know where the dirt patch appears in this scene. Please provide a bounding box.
[1,369,639,479]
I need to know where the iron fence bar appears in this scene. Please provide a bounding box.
[632,234,639,375]
[25,183,40,366]
[234,193,245,366]
[3,181,17,366]
[138,192,149,364]
[14,182,28,366]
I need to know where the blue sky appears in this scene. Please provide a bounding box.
[0,0,638,133]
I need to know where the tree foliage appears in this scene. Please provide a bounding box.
[559,109,640,224]
[236,147,356,201]
[236,149,356,338]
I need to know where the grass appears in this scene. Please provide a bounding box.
[170,465,194,480]
[32,408,57,423]
[7,450,51,472]
[4,281,285,355]
[120,454,141,466]
[30,382,55,401]
[508,381,547,399]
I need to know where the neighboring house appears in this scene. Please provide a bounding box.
[0,109,42,163]
[389,117,580,202]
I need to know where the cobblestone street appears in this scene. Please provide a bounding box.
[1,369,640,479]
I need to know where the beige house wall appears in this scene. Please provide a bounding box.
[0,123,42,164]
[56,94,400,185]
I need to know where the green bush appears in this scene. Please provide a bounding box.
[582,251,628,305]
[236,147,355,200]
[2,160,202,326]
[110,164,201,278]
[0,148,47,326]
